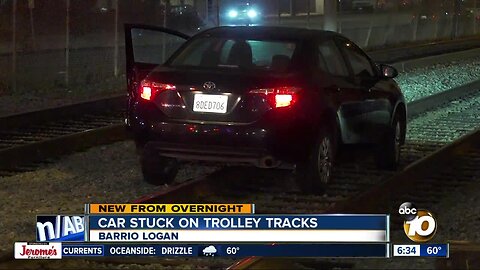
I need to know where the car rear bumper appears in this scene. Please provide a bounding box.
[145,141,280,168]
[131,118,313,165]
[128,99,318,165]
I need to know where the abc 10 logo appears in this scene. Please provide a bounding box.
[398,202,437,242]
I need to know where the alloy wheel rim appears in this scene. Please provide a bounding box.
[394,121,401,162]
[317,137,332,184]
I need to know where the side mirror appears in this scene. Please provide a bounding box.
[379,64,398,79]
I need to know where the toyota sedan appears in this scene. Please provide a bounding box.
[125,25,407,193]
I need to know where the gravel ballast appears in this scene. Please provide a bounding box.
[352,92,480,269]
[396,56,480,102]
[0,142,218,253]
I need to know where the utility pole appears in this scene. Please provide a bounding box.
[277,0,281,24]
[452,0,461,39]
[28,0,36,51]
[216,0,220,26]
[162,0,168,62]
[12,0,17,92]
[323,0,337,31]
[65,0,70,88]
[290,0,294,17]
[205,0,209,23]
[307,0,311,28]
[474,0,477,34]
[114,0,119,77]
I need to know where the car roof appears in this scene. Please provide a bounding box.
[198,26,339,41]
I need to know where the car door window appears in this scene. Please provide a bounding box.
[317,40,349,77]
[180,38,217,66]
[130,28,187,65]
[339,40,375,78]
[219,40,235,64]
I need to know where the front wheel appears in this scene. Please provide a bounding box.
[376,115,402,170]
[140,148,178,186]
[295,130,336,194]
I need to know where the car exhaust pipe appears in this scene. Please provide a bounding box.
[257,156,280,168]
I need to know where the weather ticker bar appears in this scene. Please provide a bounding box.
[60,243,390,258]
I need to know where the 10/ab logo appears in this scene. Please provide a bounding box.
[399,202,437,242]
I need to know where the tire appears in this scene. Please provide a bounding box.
[140,148,178,186]
[376,114,402,170]
[295,129,336,194]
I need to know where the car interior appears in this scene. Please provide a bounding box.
[197,39,292,71]
[226,41,253,67]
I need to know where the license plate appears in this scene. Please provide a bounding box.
[193,94,228,113]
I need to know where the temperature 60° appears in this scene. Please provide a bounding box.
[427,246,442,255]
[226,247,240,255]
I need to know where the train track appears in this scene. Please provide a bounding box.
[0,96,125,175]
[0,39,478,175]
[366,35,480,64]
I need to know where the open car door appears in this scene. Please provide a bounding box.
[124,24,189,97]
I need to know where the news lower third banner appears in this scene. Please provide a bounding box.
[35,205,389,243]
[14,242,390,259]
[86,204,255,214]
[87,215,389,242]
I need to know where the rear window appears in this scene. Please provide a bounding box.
[169,37,297,72]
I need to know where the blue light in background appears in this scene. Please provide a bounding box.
[228,10,238,18]
[247,9,258,18]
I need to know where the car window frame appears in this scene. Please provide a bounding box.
[166,35,301,72]
[334,36,379,80]
[314,37,350,79]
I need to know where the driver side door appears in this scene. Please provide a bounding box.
[336,37,391,142]
[124,24,189,125]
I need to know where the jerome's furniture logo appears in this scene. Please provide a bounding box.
[14,242,62,259]
[399,202,437,242]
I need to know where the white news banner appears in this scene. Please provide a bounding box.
[89,229,387,242]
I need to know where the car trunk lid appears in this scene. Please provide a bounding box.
[141,67,302,124]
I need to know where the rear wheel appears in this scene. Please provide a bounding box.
[376,114,402,170]
[295,129,336,194]
[140,148,178,185]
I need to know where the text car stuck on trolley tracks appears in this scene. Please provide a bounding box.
[124,25,407,193]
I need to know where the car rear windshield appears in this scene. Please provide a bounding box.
[169,37,297,72]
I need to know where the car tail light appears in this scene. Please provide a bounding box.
[140,86,152,100]
[140,80,176,101]
[249,87,301,108]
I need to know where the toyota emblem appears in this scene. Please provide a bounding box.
[203,81,216,90]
